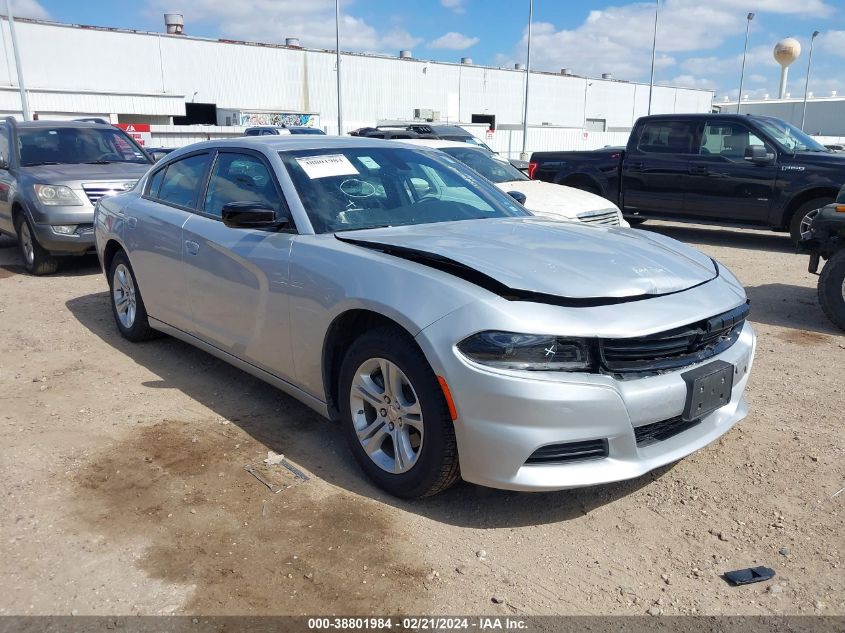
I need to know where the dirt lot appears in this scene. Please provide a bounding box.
[0,222,842,617]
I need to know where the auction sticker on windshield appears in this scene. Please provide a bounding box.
[296,154,360,179]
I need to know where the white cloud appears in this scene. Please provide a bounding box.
[146,0,421,53]
[500,0,834,83]
[3,0,49,19]
[668,74,717,90]
[440,0,467,14]
[429,31,479,51]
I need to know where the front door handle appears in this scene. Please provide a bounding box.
[185,240,199,256]
[690,165,708,175]
[628,161,644,170]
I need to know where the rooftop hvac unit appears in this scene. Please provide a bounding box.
[400,50,413,59]
[601,73,613,80]
[413,108,434,121]
[461,57,473,65]
[285,38,301,47]
[164,13,184,35]
[561,68,572,75]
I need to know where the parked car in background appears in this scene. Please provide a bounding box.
[798,186,845,330]
[350,128,428,140]
[373,122,529,172]
[530,114,845,242]
[0,118,152,274]
[244,126,326,136]
[95,136,755,498]
[404,139,628,227]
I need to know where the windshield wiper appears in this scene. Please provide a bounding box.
[83,160,115,164]
[21,161,61,166]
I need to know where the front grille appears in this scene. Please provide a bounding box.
[526,439,608,464]
[635,416,701,447]
[82,182,136,205]
[577,209,620,226]
[600,303,749,373]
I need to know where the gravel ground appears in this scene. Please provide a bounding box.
[0,222,842,617]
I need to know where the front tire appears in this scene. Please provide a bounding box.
[108,250,158,342]
[818,250,845,331]
[790,197,833,243]
[15,214,58,275]
[339,327,460,498]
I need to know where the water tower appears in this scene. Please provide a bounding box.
[774,37,801,99]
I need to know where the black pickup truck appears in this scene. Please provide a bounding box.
[529,114,845,242]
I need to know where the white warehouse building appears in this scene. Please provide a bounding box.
[0,16,714,154]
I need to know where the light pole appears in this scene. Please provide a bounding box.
[737,12,754,114]
[519,0,533,161]
[801,30,820,131]
[5,0,31,120]
[335,0,343,135]
[647,0,659,115]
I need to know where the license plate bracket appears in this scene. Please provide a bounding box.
[681,360,734,422]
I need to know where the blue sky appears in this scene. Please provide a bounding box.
[13,0,845,100]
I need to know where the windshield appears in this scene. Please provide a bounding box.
[442,147,528,183]
[17,127,151,166]
[754,118,828,153]
[442,135,495,153]
[280,146,528,233]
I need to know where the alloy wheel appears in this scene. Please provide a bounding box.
[799,208,821,240]
[112,263,137,329]
[349,357,424,474]
[19,221,34,265]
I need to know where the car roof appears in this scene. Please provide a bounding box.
[399,139,481,150]
[165,135,426,157]
[8,119,114,130]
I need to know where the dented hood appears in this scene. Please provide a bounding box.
[339,217,718,301]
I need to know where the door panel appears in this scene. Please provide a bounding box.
[622,120,700,215]
[182,215,296,380]
[684,121,776,222]
[123,197,192,330]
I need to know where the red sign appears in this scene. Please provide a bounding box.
[116,123,152,147]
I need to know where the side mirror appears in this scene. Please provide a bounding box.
[221,201,287,229]
[507,190,527,205]
[150,151,169,162]
[744,145,774,165]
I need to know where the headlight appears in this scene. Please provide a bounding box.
[34,184,83,206]
[457,331,593,371]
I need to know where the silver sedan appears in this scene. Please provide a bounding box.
[94,136,756,498]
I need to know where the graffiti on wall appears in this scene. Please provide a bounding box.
[239,112,317,127]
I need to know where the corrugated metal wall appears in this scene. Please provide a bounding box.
[0,19,714,135]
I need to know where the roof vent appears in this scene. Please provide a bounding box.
[400,50,413,59]
[461,57,473,65]
[561,68,572,75]
[163,13,184,35]
[808,91,814,98]
[785,92,792,98]
[831,90,838,97]
[514,63,525,70]
[763,93,770,100]
[285,37,301,47]
[601,72,613,80]
[742,94,749,101]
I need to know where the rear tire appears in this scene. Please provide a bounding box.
[338,326,460,498]
[108,250,158,342]
[818,250,845,331]
[789,197,833,243]
[15,214,58,275]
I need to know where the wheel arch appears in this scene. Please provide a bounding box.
[321,309,420,422]
[102,238,126,276]
[782,187,839,229]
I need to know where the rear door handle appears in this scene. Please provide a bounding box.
[185,240,199,256]
[627,161,644,170]
[690,165,708,175]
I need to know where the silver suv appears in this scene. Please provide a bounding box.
[0,119,152,274]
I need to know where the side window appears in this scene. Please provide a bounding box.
[203,152,284,218]
[154,153,210,208]
[637,121,697,154]
[146,167,166,198]
[0,125,10,165]
[700,122,768,160]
